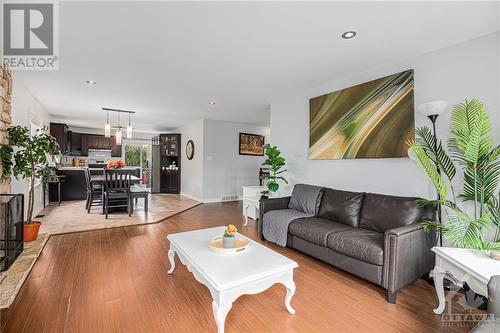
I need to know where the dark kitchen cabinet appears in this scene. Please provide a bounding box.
[50,123,69,154]
[103,136,112,150]
[78,134,120,156]
[154,133,181,193]
[88,135,98,149]
[111,138,121,157]
[50,123,122,157]
[160,170,179,193]
[69,132,82,155]
[81,134,89,156]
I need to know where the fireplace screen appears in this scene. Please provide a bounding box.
[0,194,24,272]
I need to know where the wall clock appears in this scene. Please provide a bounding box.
[186,140,194,160]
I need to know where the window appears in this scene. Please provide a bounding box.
[29,121,41,138]
[29,121,43,187]
[124,144,149,169]
[124,143,151,187]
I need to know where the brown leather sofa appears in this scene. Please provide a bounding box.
[258,185,437,303]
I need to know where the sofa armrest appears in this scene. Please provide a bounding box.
[386,223,426,237]
[258,196,291,235]
[383,222,437,295]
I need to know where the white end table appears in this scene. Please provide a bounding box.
[242,185,266,226]
[167,227,298,333]
[432,247,500,314]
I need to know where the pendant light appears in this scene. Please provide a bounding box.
[102,107,135,143]
[115,112,122,145]
[115,127,122,145]
[126,113,133,139]
[104,111,111,138]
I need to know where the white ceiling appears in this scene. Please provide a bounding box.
[16,1,500,133]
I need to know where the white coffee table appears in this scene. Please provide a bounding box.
[432,247,500,314]
[167,226,298,333]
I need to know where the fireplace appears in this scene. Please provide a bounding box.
[0,194,24,272]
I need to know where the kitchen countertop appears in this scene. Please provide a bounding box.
[57,166,85,170]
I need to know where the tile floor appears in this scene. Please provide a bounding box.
[39,194,200,235]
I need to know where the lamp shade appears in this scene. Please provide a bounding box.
[104,121,111,137]
[126,124,133,139]
[417,100,448,117]
[115,128,122,145]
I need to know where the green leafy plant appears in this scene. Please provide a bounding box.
[0,125,61,224]
[408,98,500,250]
[261,145,288,194]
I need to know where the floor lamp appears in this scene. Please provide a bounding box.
[417,100,448,247]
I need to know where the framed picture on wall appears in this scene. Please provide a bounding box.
[239,133,265,156]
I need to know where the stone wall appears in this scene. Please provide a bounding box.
[0,64,13,194]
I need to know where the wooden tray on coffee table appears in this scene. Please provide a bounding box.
[208,236,249,255]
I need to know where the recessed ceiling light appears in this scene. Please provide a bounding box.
[341,31,357,39]
[209,102,216,105]
[85,80,97,85]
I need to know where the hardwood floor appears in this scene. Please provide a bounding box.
[1,202,482,333]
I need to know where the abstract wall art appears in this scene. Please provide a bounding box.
[309,70,414,159]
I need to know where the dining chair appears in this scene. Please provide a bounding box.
[103,169,132,219]
[84,167,102,213]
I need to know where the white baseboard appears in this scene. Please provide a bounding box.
[203,196,242,204]
[180,192,242,204]
[179,192,203,202]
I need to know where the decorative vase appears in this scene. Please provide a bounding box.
[223,235,235,248]
[24,221,41,242]
[491,250,500,261]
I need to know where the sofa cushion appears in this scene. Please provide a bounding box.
[327,228,384,265]
[358,193,424,233]
[263,209,313,247]
[318,188,364,227]
[288,184,324,215]
[288,217,353,246]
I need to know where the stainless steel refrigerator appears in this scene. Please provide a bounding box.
[150,143,161,193]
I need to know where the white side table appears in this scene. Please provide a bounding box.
[432,247,500,314]
[242,186,266,226]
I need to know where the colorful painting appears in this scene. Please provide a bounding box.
[239,133,264,156]
[309,70,414,159]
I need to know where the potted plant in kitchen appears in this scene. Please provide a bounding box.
[408,98,500,256]
[260,145,288,199]
[0,125,61,241]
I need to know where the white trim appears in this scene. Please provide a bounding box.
[180,192,203,203]
[203,197,241,204]
[180,192,243,204]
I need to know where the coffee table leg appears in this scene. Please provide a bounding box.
[167,249,176,274]
[433,267,446,314]
[212,299,232,333]
[283,278,296,314]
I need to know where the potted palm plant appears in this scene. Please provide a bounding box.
[408,98,500,255]
[0,125,61,241]
[261,145,288,199]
